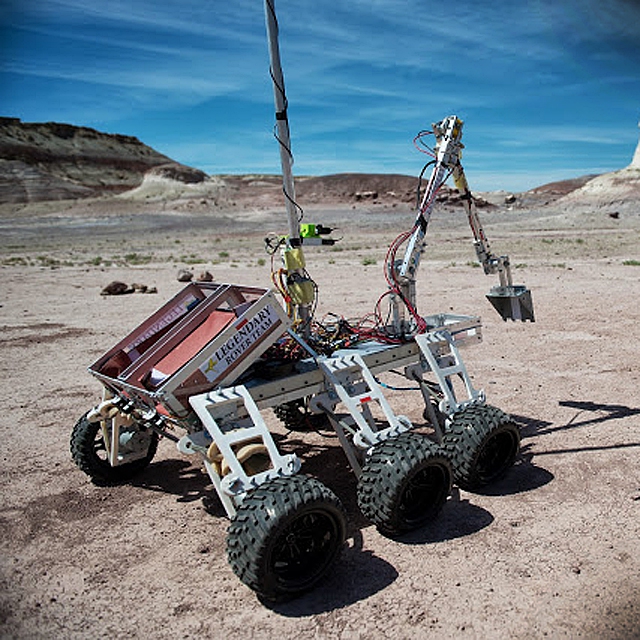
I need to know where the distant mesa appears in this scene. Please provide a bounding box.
[631,119,640,169]
[553,122,640,212]
[0,117,173,203]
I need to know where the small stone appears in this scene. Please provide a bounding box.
[101,281,132,295]
[197,271,214,282]
[177,269,193,282]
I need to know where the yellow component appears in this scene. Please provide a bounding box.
[206,441,271,477]
[283,247,306,271]
[206,442,224,476]
[221,443,271,477]
[88,400,133,426]
[300,223,317,238]
[288,279,315,305]
[453,117,463,137]
[453,170,469,193]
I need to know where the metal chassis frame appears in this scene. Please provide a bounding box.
[184,313,483,517]
[89,309,483,518]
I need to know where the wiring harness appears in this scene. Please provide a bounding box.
[259,121,460,363]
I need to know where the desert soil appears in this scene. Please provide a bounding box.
[0,198,639,639]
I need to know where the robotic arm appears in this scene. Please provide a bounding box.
[390,115,534,335]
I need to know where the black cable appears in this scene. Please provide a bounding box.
[281,181,304,222]
[415,160,435,209]
[265,0,278,31]
[264,233,286,255]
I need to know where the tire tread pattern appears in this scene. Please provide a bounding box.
[357,432,452,536]
[442,404,520,490]
[70,412,158,485]
[226,474,346,601]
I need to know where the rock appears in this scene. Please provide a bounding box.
[197,271,214,282]
[177,269,193,282]
[630,119,640,169]
[147,163,208,184]
[101,281,157,295]
[101,281,132,296]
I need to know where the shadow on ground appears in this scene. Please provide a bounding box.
[264,530,398,616]
[514,401,640,456]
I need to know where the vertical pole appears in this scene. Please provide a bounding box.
[264,0,300,244]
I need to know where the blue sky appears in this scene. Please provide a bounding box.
[1,0,639,191]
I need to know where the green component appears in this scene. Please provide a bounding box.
[300,223,319,238]
[283,247,306,271]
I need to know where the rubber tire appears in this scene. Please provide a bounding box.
[70,411,159,485]
[442,404,520,491]
[273,399,328,432]
[357,432,452,537]
[226,474,347,601]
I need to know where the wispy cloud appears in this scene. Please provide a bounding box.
[10,0,263,41]
[490,124,637,148]
[1,0,639,191]
[6,59,246,97]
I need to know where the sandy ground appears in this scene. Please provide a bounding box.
[0,199,639,639]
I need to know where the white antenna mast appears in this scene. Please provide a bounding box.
[264,0,300,244]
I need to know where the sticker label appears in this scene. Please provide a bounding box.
[125,295,200,355]
[199,304,281,382]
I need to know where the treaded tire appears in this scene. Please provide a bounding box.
[226,474,347,601]
[70,411,159,485]
[442,404,520,491]
[273,399,328,432]
[357,432,452,537]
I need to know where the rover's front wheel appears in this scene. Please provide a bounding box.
[70,411,158,485]
[226,474,347,601]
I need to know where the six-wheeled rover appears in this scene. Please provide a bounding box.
[71,0,534,601]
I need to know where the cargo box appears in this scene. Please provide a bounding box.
[89,282,290,416]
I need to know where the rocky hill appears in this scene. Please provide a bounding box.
[0,117,173,203]
[554,166,640,213]
[0,118,431,207]
[3,118,639,213]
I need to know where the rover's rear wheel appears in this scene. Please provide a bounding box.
[442,404,520,491]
